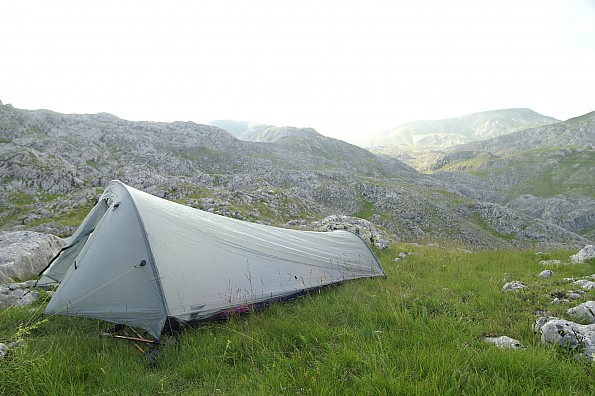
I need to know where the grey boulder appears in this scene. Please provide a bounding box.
[484,336,525,350]
[570,245,595,264]
[503,281,527,292]
[535,317,595,360]
[567,301,595,324]
[538,270,554,278]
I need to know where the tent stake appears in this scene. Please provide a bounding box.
[129,340,145,353]
[99,332,157,345]
[128,327,145,340]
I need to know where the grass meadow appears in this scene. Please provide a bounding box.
[1,244,594,395]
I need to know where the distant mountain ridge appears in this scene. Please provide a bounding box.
[208,120,272,141]
[360,108,559,149]
[431,111,595,171]
[439,111,595,156]
[209,120,323,143]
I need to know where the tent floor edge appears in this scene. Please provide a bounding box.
[170,277,375,331]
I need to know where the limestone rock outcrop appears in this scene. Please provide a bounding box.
[0,231,65,283]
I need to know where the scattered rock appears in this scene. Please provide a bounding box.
[567,291,584,300]
[24,279,37,288]
[540,259,561,266]
[573,280,595,290]
[484,335,525,350]
[0,285,40,308]
[503,281,527,292]
[535,317,595,360]
[570,245,595,264]
[538,270,554,278]
[0,340,23,360]
[16,290,40,307]
[567,301,595,324]
[394,252,410,262]
[552,297,570,304]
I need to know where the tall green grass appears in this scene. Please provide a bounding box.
[1,245,594,395]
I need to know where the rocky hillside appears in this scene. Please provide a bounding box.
[430,111,595,239]
[0,100,590,250]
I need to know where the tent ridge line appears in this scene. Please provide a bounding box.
[120,182,171,322]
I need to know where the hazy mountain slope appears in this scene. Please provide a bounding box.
[0,101,589,249]
[253,126,320,143]
[438,111,595,155]
[362,109,560,171]
[430,111,595,238]
[209,120,273,141]
[361,108,559,148]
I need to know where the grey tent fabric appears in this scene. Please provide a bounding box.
[43,181,384,338]
[37,198,109,286]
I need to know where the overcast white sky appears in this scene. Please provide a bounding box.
[2,0,594,142]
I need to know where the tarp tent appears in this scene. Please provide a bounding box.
[42,181,384,339]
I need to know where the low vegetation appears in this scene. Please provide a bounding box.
[1,245,595,395]
[352,200,376,220]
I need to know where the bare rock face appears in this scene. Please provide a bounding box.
[0,231,66,283]
[507,195,595,235]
